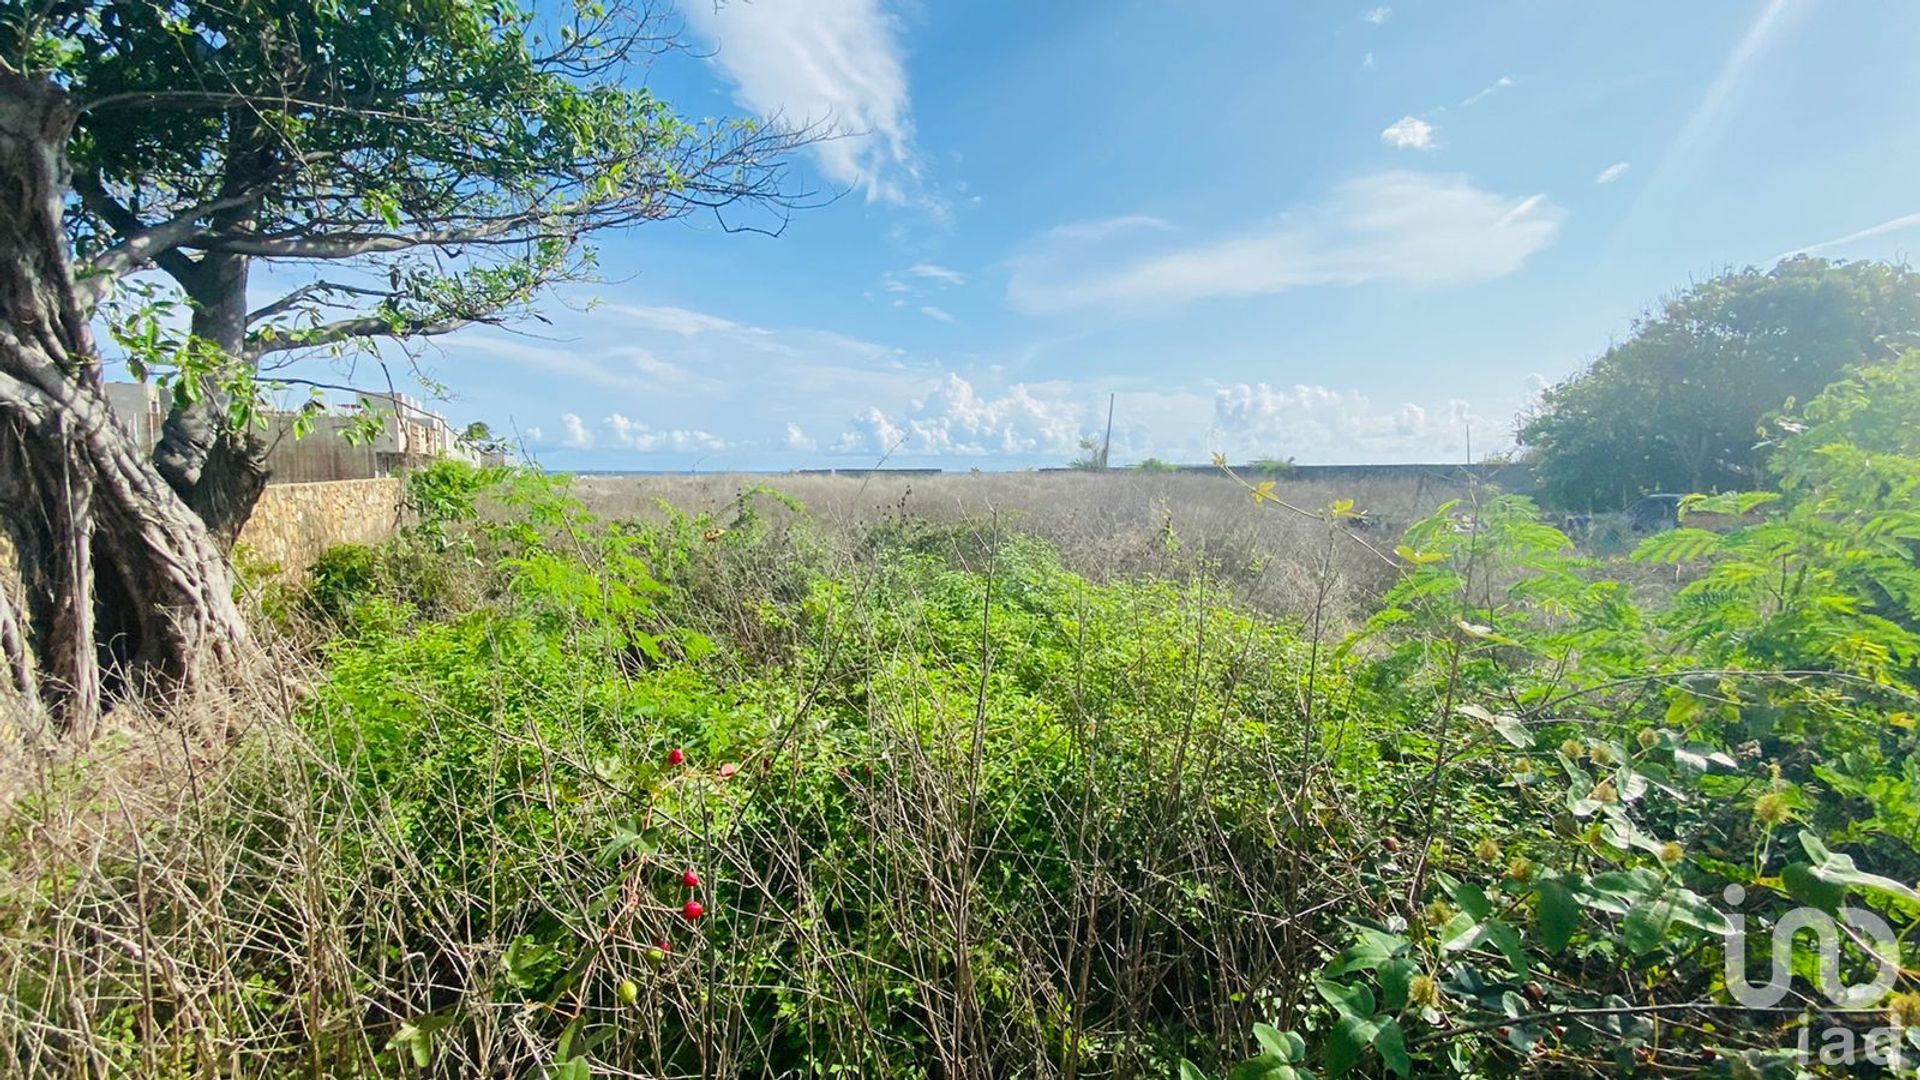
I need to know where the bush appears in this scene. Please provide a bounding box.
[4,368,1918,1079]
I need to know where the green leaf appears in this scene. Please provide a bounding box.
[1581,868,1662,915]
[1437,874,1493,920]
[1315,979,1376,1020]
[386,1011,454,1069]
[1253,1024,1307,1063]
[1792,832,1920,909]
[1672,743,1738,772]
[1623,898,1675,954]
[1536,877,1580,952]
[1325,927,1408,975]
[1666,888,1734,935]
[1377,957,1416,1013]
[1477,919,1530,975]
[1225,1055,1298,1080]
[1782,861,1849,913]
[1179,1059,1212,1080]
[1325,1014,1382,1078]
[1373,1019,1412,1077]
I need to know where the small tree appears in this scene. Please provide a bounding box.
[1518,257,1920,507]
[0,0,803,730]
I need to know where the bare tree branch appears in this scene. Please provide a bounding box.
[71,171,208,292]
[246,281,397,324]
[190,216,560,259]
[244,313,479,360]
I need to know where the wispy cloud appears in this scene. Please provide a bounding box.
[1007,171,1564,315]
[680,0,919,204]
[1380,116,1436,151]
[1664,0,1801,168]
[907,262,967,286]
[454,335,724,397]
[1778,210,1920,260]
[1459,75,1513,107]
[606,304,749,336]
[1042,215,1176,244]
[1362,51,1376,71]
[918,305,956,323]
[1362,7,1391,26]
[1593,161,1631,185]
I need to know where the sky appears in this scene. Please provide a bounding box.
[274,0,1920,471]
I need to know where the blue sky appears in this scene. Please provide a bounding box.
[292,1,1920,470]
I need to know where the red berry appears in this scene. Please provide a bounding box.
[654,938,672,953]
[718,762,739,779]
[682,869,701,888]
[667,747,686,766]
[682,899,705,921]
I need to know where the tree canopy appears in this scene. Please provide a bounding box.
[1517,257,1920,508]
[0,0,805,728]
[10,0,804,538]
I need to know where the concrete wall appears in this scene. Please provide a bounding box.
[1035,461,1538,494]
[234,478,405,574]
[101,382,501,485]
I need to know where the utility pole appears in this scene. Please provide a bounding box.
[1100,393,1115,470]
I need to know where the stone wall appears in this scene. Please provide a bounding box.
[235,478,405,575]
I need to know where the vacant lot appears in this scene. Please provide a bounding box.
[573,470,1468,627]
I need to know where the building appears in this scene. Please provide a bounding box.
[104,382,504,484]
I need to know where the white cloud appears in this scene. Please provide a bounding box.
[835,406,907,455]
[783,423,817,451]
[1459,75,1513,107]
[906,262,967,286]
[1380,116,1436,151]
[1043,215,1176,243]
[877,262,968,306]
[1778,210,1920,259]
[561,413,594,449]
[834,374,1084,456]
[1667,0,1798,167]
[1362,51,1376,71]
[1212,383,1487,462]
[679,0,918,204]
[1007,171,1564,314]
[453,336,722,398]
[1362,7,1391,26]
[604,414,729,453]
[603,302,897,370]
[919,305,956,323]
[1593,161,1631,184]
[607,304,747,336]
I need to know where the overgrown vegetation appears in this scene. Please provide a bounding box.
[3,358,1918,1078]
[1518,257,1920,508]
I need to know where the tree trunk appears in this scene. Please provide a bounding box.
[0,72,249,734]
[154,406,271,551]
[153,166,272,551]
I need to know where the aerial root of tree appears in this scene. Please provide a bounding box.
[0,71,248,735]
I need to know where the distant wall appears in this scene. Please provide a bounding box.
[1035,461,1538,493]
[235,478,405,574]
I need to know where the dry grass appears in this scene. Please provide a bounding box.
[572,470,1463,630]
[0,468,1531,1079]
